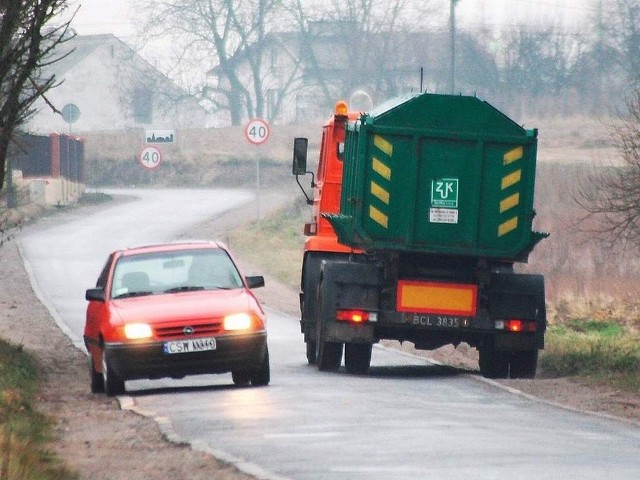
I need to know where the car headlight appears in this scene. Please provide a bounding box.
[223,313,252,331]
[124,323,153,340]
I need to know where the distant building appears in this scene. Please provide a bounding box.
[27,34,208,134]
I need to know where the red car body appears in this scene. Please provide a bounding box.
[84,241,269,395]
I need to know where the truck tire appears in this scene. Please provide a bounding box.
[315,277,343,372]
[478,346,509,379]
[302,253,346,365]
[345,343,372,375]
[509,350,538,379]
[305,341,316,365]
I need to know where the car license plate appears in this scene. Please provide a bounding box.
[163,337,217,355]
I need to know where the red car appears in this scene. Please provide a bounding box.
[84,241,269,396]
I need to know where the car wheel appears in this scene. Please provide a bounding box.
[102,352,125,396]
[90,357,105,393]
[232,370,251,386]
[250,347,270,387]
[344,343,372,375]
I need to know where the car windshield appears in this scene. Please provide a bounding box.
[111,248,243,299]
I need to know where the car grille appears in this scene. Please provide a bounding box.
[154,322,222,339]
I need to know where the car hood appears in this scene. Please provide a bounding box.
[111,289,257,325]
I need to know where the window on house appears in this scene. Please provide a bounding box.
[133,88,153,124]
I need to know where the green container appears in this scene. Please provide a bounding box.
[326,93,548,261]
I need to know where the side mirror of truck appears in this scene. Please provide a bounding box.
[292,137,308,175]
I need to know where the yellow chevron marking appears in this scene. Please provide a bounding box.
[498,217,518,236]
[500,193,520,213]
[374,135,393,156]
[370,181,390,204]
[503,146,523,165]
[369,205,389,228]
[501,170,521,189]
[372,157,391,180]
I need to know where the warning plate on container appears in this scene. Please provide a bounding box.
[430,208,458,224]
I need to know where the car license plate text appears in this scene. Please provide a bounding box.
[163,337,217,355]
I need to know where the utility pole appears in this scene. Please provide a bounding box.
[450,0,460,93]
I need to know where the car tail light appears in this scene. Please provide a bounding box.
[336,309,376,324]
[495,319,537,333]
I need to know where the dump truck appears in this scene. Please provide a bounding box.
[292,93,548,379]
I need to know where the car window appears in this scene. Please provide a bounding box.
[111,248,243,298]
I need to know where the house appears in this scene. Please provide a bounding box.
[27,34,209,134]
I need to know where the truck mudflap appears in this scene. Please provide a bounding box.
[317,259,380,344]
[488,272,546,349]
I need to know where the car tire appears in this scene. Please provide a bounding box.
[102,352,125,396]
[90,357,105,393]
[250,347,270,386]
[232,370,251,386]
[344,343,372,375]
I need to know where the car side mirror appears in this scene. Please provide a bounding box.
[245,276,265,289]
[292,137,308,175]
[85,287,105,302]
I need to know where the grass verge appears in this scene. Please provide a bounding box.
[225,198,306,290]
[0,339,77,479]
[541,321,640,393]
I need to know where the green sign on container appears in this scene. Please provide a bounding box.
[431,178,459,208]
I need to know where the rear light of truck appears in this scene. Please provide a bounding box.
[495,319,537,333]
[336,309,377,324]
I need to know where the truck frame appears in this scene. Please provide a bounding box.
[293,94,548,379]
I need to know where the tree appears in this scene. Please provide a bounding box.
[286,0,436,111]
[0,0,74,191]
[575,86,640,249]
[137,0,285,126]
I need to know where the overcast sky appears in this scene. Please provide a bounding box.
[64,0,594,40]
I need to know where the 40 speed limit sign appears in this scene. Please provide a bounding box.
[245,118,270,145]
[138,145,163,169]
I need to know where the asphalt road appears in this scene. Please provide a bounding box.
[18,189,640,480]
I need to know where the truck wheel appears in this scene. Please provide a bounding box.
[509,350,538,379]
[314,270,343,372]
[302,253,323,364]
[478,346,509,379]
[316,329,343,372]
[345,343,372,375]
[306,341,317,365]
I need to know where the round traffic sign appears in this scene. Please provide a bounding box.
[244,118,270,145]
[138,146,163,169]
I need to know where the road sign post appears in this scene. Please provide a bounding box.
[244,119,270,221]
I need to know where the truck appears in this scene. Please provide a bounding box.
[292,93,549,379]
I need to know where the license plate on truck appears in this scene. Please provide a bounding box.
[163,337,217,355]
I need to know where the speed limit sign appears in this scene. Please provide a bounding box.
[245,118,270,145]
[138,146,163,169]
